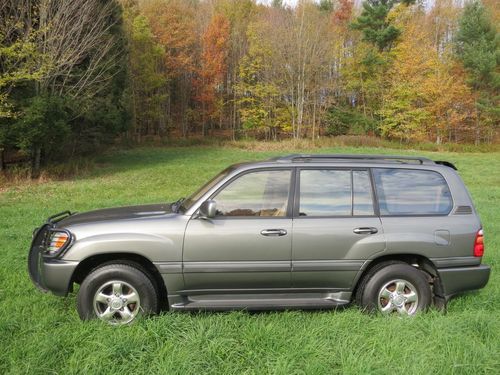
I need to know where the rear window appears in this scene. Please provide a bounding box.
[373,168,453,215]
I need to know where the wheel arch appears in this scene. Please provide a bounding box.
[71,252,168,309]
[352,253,445,308]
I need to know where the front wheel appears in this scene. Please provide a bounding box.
[77,263,159,325]
[357,263,432,316]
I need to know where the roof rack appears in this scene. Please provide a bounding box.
[271,154,436,165]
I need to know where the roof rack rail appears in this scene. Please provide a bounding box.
[272,154,436,165]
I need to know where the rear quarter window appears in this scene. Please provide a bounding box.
[373,168,453,215]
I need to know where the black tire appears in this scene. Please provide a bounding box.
[77,263,159,324]
[357,263,431,315]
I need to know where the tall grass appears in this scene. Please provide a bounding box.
[0,145,498,374]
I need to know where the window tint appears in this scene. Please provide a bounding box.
[353,170,374,215]
[214,170,291,217]
[299,170,351,216]
[373,168,452,215]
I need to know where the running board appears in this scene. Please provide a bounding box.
[170,293,351,311]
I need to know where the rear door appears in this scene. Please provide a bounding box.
[291,168,385,288]
[371,168,468,261]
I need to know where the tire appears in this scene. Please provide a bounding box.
[77,263,159,325]
[357,263,431,316]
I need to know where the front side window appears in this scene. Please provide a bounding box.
[373,168,452,215]
[299,169,374,216]
[214,170,291,217]
[180,166,234,211]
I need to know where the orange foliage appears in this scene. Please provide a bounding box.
[332,0,353,27]
[195,13,231,124]
[141,0,197,78]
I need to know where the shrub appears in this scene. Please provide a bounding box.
[324,107,378,136]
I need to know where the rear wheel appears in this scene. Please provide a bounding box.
[357,263,431,316]
[77,263,159,325]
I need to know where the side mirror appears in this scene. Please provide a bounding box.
[198,200,216,219]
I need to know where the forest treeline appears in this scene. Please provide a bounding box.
[0,0,499,177]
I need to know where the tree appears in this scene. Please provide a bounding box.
[236,20,291,139]
[379,6,477,143]
[142,0,197,138]
[0,16,43,118]
[195,13,231,134]
[124,10,167,141]
[14,95,69,173]
[1,0,125,177]
[246,2,332,138]
[217,0,257,139]
[455,1,499,143]
[351,0,415,52]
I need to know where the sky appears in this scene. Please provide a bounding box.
[256,0,366,7]
[257,0,299,6]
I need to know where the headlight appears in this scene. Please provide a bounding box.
[45,230,71,256]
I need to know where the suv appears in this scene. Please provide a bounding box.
[28,154,490,324]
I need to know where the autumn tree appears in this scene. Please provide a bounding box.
[216,0,257,139]
[236,20,290,139]
[379,5,476,143]
[195,13,230,134]
[142,0,197,137]
[124,7,167,141]
[247,2,332,138]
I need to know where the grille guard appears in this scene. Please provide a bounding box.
[28,224,52,292]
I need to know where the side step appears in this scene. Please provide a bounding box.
[171,294,351,311]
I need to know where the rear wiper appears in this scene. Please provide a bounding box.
[171,197,185,213]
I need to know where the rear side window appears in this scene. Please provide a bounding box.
[373,168,453,215]
[299,169,374,216]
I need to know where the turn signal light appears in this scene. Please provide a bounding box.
[473,229,484,257]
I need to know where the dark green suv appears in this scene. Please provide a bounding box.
[29,154,490,324]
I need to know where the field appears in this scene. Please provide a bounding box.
[0,145,499,374]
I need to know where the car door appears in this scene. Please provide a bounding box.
[371,167,459,259]
[292,168,385,289]
[183,168,294,290]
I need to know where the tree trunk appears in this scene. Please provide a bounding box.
[31,145,42,179]
[312,99,316,143]
[0,148,5,172]
[475,108,481,146]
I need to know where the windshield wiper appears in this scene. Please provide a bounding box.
[171,197,185,213]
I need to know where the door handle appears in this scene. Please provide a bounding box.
[260,229,287,237]
[353,227,378,235]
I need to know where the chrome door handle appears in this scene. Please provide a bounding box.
[353,227,378,235]
[260,229,287,237]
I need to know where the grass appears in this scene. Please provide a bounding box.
[0,145,499,374]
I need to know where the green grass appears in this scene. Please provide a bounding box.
[0,145,499,374]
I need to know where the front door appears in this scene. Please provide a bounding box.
[292,168,385,289]
[183,169,293,290]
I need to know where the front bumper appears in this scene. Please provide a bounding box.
[39,259,78,296]
[438,264,491,298]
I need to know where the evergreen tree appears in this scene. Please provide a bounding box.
[351,0,415,51]
[455,1,499,142]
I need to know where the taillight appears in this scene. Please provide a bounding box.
[473,229,484,257]
[45,231,70,256]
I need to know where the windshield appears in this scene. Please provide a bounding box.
[179,166,234,212]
